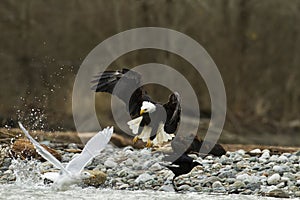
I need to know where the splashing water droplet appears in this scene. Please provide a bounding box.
[10,159,44,187]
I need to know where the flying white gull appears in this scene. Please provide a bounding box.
[18,122,113,190]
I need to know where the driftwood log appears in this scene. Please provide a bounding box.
[1,128,299,157]
[11,139,62,161]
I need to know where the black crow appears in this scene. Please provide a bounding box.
[163,153,201,191]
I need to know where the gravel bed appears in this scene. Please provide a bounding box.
[0,143,299,198]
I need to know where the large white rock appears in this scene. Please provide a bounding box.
[260,151,270,159]
[149,163,162,171]
[273,165,289,173]
[236,173,250,181]
[249,149,262,154]
[236,174,260,183]
[124,158,134,166]
[267,173,281,185]
[135,173,153,183]
[277,155,288,163]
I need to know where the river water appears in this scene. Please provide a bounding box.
[0,184,290,200]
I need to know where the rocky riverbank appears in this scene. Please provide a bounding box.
[0,141,300,198]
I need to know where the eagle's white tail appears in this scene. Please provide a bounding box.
[152,123,174,146]
[138,126,152,142]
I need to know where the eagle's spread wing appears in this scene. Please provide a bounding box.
[66,127,113,174]
[91,68,151,118]
[163,92,181,133]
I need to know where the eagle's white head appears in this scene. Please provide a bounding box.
[140,101,156,115]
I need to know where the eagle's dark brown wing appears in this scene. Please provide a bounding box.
[91,68,151,118]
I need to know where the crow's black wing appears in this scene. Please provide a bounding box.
[91,68,151,118]
[163,92,181,133]
[172,153,194,166]
[164,153,194,177]
[163,153,194,165]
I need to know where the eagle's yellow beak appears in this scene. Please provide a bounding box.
[140,109,145,115]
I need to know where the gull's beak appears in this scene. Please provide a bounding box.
[140,109,145,115]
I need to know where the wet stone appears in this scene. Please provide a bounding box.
[232,180,246,189]
[267,173,281,185]
[177,184,191,191]
[249,149,262,155]
[119,184,129,189]
[149,163,162,171]
[212,181,223,188]
[249,157,258,162]
[273,165,290,174]
[135,173,153,183]
[269,155,279,162]
[226,178,236,184]
[124,158,134,166]
[202,177,221,187]
[267,188,289,198]
[67,143,78,149]
[218,171,235,179]
[247,182,261,191]
[295,191,300,197]
[278,155,288,163]
[104,160,117,168]
[276,182,285,188]
[260,151,270,159]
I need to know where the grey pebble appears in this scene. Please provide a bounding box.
[267,173,281,185]
[273,165,290,173]
[249,149,261,154]
[277,155,288,163]
[149,163,162,171]
[135,173,153,183]
[260,151,270,159]
[177,184,191,191]
[67,143,78,149]
[119,184,129,189]
[124,158,134,166]
[158,185,175,192]
[212,181,223,189]
[295,191,300,197]
[104,160,117,168]
[232,180,246,189]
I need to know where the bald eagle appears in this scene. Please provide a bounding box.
[91,68,181,147]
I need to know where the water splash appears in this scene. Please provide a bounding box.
[16,108,47,130]
[10,158,44,187]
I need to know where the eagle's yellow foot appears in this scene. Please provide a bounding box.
[145,139,152,148]
[132,136,139,144]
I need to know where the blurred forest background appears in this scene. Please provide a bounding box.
[0,0,299,146]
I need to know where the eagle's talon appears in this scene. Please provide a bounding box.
[132,136,139,144]
[145,139,152,148]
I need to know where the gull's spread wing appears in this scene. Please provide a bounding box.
[18,122,69,174]
[66,127,113,174]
